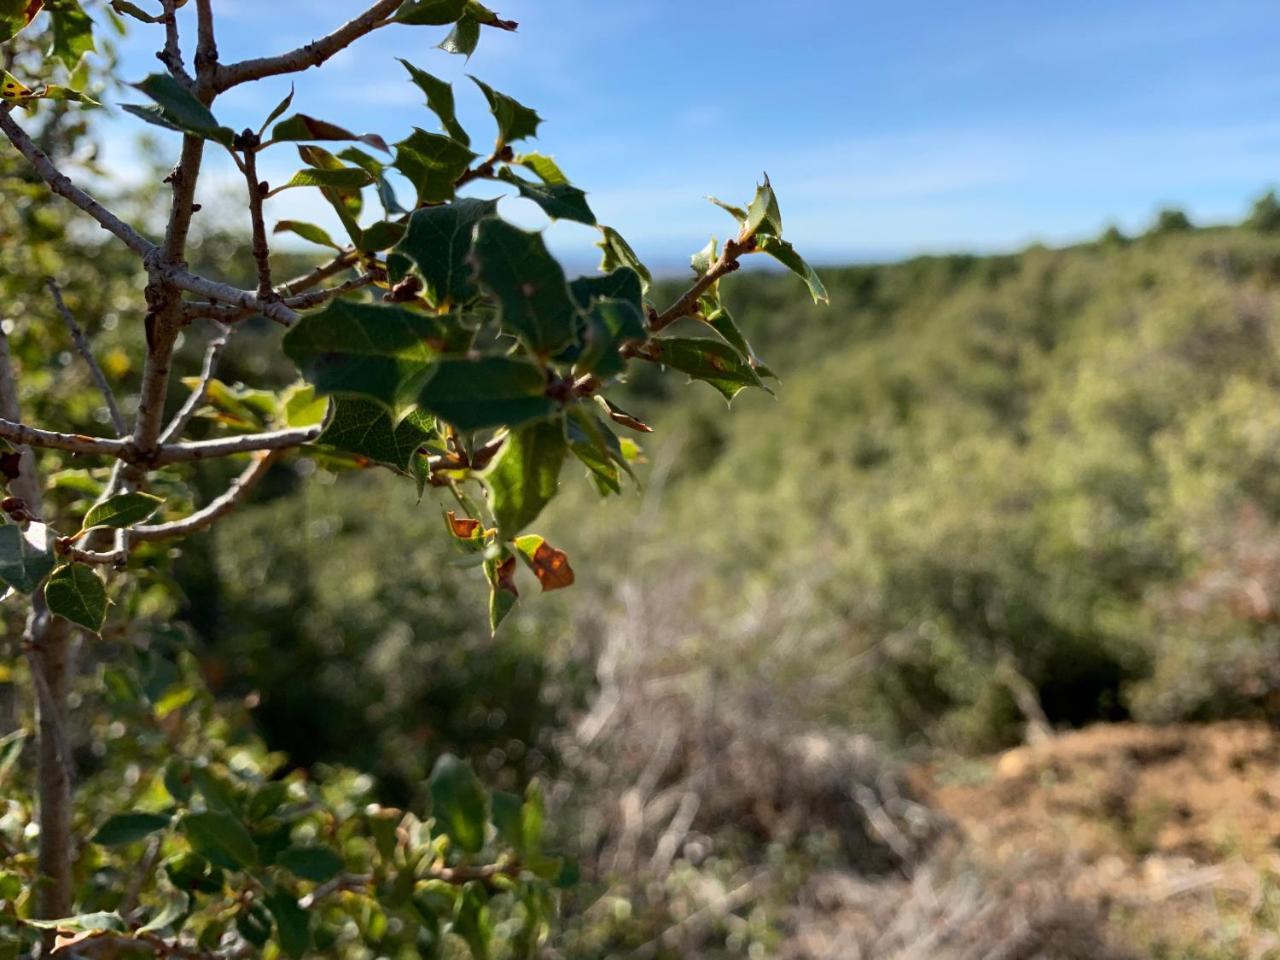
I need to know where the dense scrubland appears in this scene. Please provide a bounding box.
[147,200,1280,956]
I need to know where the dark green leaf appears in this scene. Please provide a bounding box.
[569,266,644,313]
[596,226,652,292]
[261,85,295,132]
[83,492,163,530]
[266,891,310,959]
[471,218,578,355]
[127,73,233,146]
[277,845,344,883]
[566,408,623,496]
[236,902,272,947]
[319,398,434,471]
[453,884,493,960]
[44,563,107,632]
[164,851,224,895]
[181,810,258,870]
[0,524,54,593]
[388,197,497,307]
[282,301,444,411]
[429,753,488,854]
[490,791,522,849]
[755,234,829,304]
[395,0,467,24]
[484,418,566,537]
[471,76,541,145]
[359,220,405,252]
[497,167,595,225]
[416,357,556,431]
[398,58,469,144]
[576,299,646,378]
[92,811,172,846]
[271,114,389,153]
[647,337,767,402]
[743,173,782,240]
[393,128,476,205]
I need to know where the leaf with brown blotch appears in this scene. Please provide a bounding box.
[445,510,482,541]
[514,535,575,592]
[494,554,518,597]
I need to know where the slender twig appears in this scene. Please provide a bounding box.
[240,143,276,301]
[152,426,320,465]
[157,0,193,87]
[133,450,279,539]
[0,416,130,459]
[213,0,403,92]
[277,249,361,297]
[184,273,376,322]
[0,104,156,259]
[163,264,299,326]
[46,279,127,435]
[0,419,316,464]
[160,325,231,444]
[649,237,752,333]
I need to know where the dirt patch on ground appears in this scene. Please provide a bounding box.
[915,722,1280,957]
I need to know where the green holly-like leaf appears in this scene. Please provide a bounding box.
[596,226,652,292]
[0,0,43,44]
[756,234,829,304]
[398,58,469,144]
[395,0,467,24]
[470,219,579,356]
[359,220,405,252]
[471,76,541,145]
[415,357,557,431]
[48,0,94,67]
[0,523,54,594]
[266,891,311,960]
[181,810,258,870]
[82,492,163,531]
[270,114,389,153]
[123,73,234,147]
[743,173,783,240]
[282,301,444,411]
[276,845,344,883]
[393,128,476,205]
[428,753,488,854]
[569,266,644,313]
[270,166,375,196]
[648,337,768,401]
[273,220,342,250]
[319,398,435,471]
[497,166,595,225]
[91,811,172,847]
[575,298,646,378]
[515,152,568,184]
[484,418,566,537]
[708,196,748,222]
[387,197,497,308]
[439,14,481,57]
[566,407,625,496]
[44,563,107,632]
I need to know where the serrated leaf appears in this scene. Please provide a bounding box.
[471,76,541,145]
[471,219,578,355]
[0,523,54,593]
[272,166,375,196]
[393,128,476,205]
[395,0,467,24]
[484,418,566,537]
[359,220,405,252]
[276,845,343,883]
[0,0,43,44]
[282,301,444,411]
[282,384,329,427]
[497,166,595,225]
[271,114,389,153]
[515,152,567,184]
[428,753,488,854]
[708,196,748,223]
[398,58,469,144]
[273,219,341,250]
[415,357,556,431]
[596,226,652,292]
[91,811,172,846]
[48,1,95,68]
[388,197,497,307]
[743,173,782,240]
[127,73,234,146]
[566,407,624,495]
[756,234,829,304]
[267,892,311,959]
[319,398,434,471]
[513,534,574,591]
[576,298,646,378]
[647,337,767,401]
[44,563,107,631]
[83,492,163,531]
[181,810,258,870]
[439,14,480,57]
[569,266,644,313]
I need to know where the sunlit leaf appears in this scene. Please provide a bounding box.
[124,73,234,146]
[428,753,488,854]
[397,58,469,144]
[596,226,652,292]
[387,197,497,307]
[647,337,768,401]
[471,218,578,355]
[755,234,829,304]
[271,114,389,153]
[82,491,163,531]
[513,534,574,591]
[497,166,595,225]
[393,128,476,205]
[0,523,54,593]
[273,219,342,250]
[91,811,172,846]
[395,0,466,25]
[471,76,541,145]
[318,398,434,471]
[44,563,107,632]
[415,357,557,431]
[485,418,566,537]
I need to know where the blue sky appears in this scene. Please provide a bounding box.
[97,0,1280,268]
